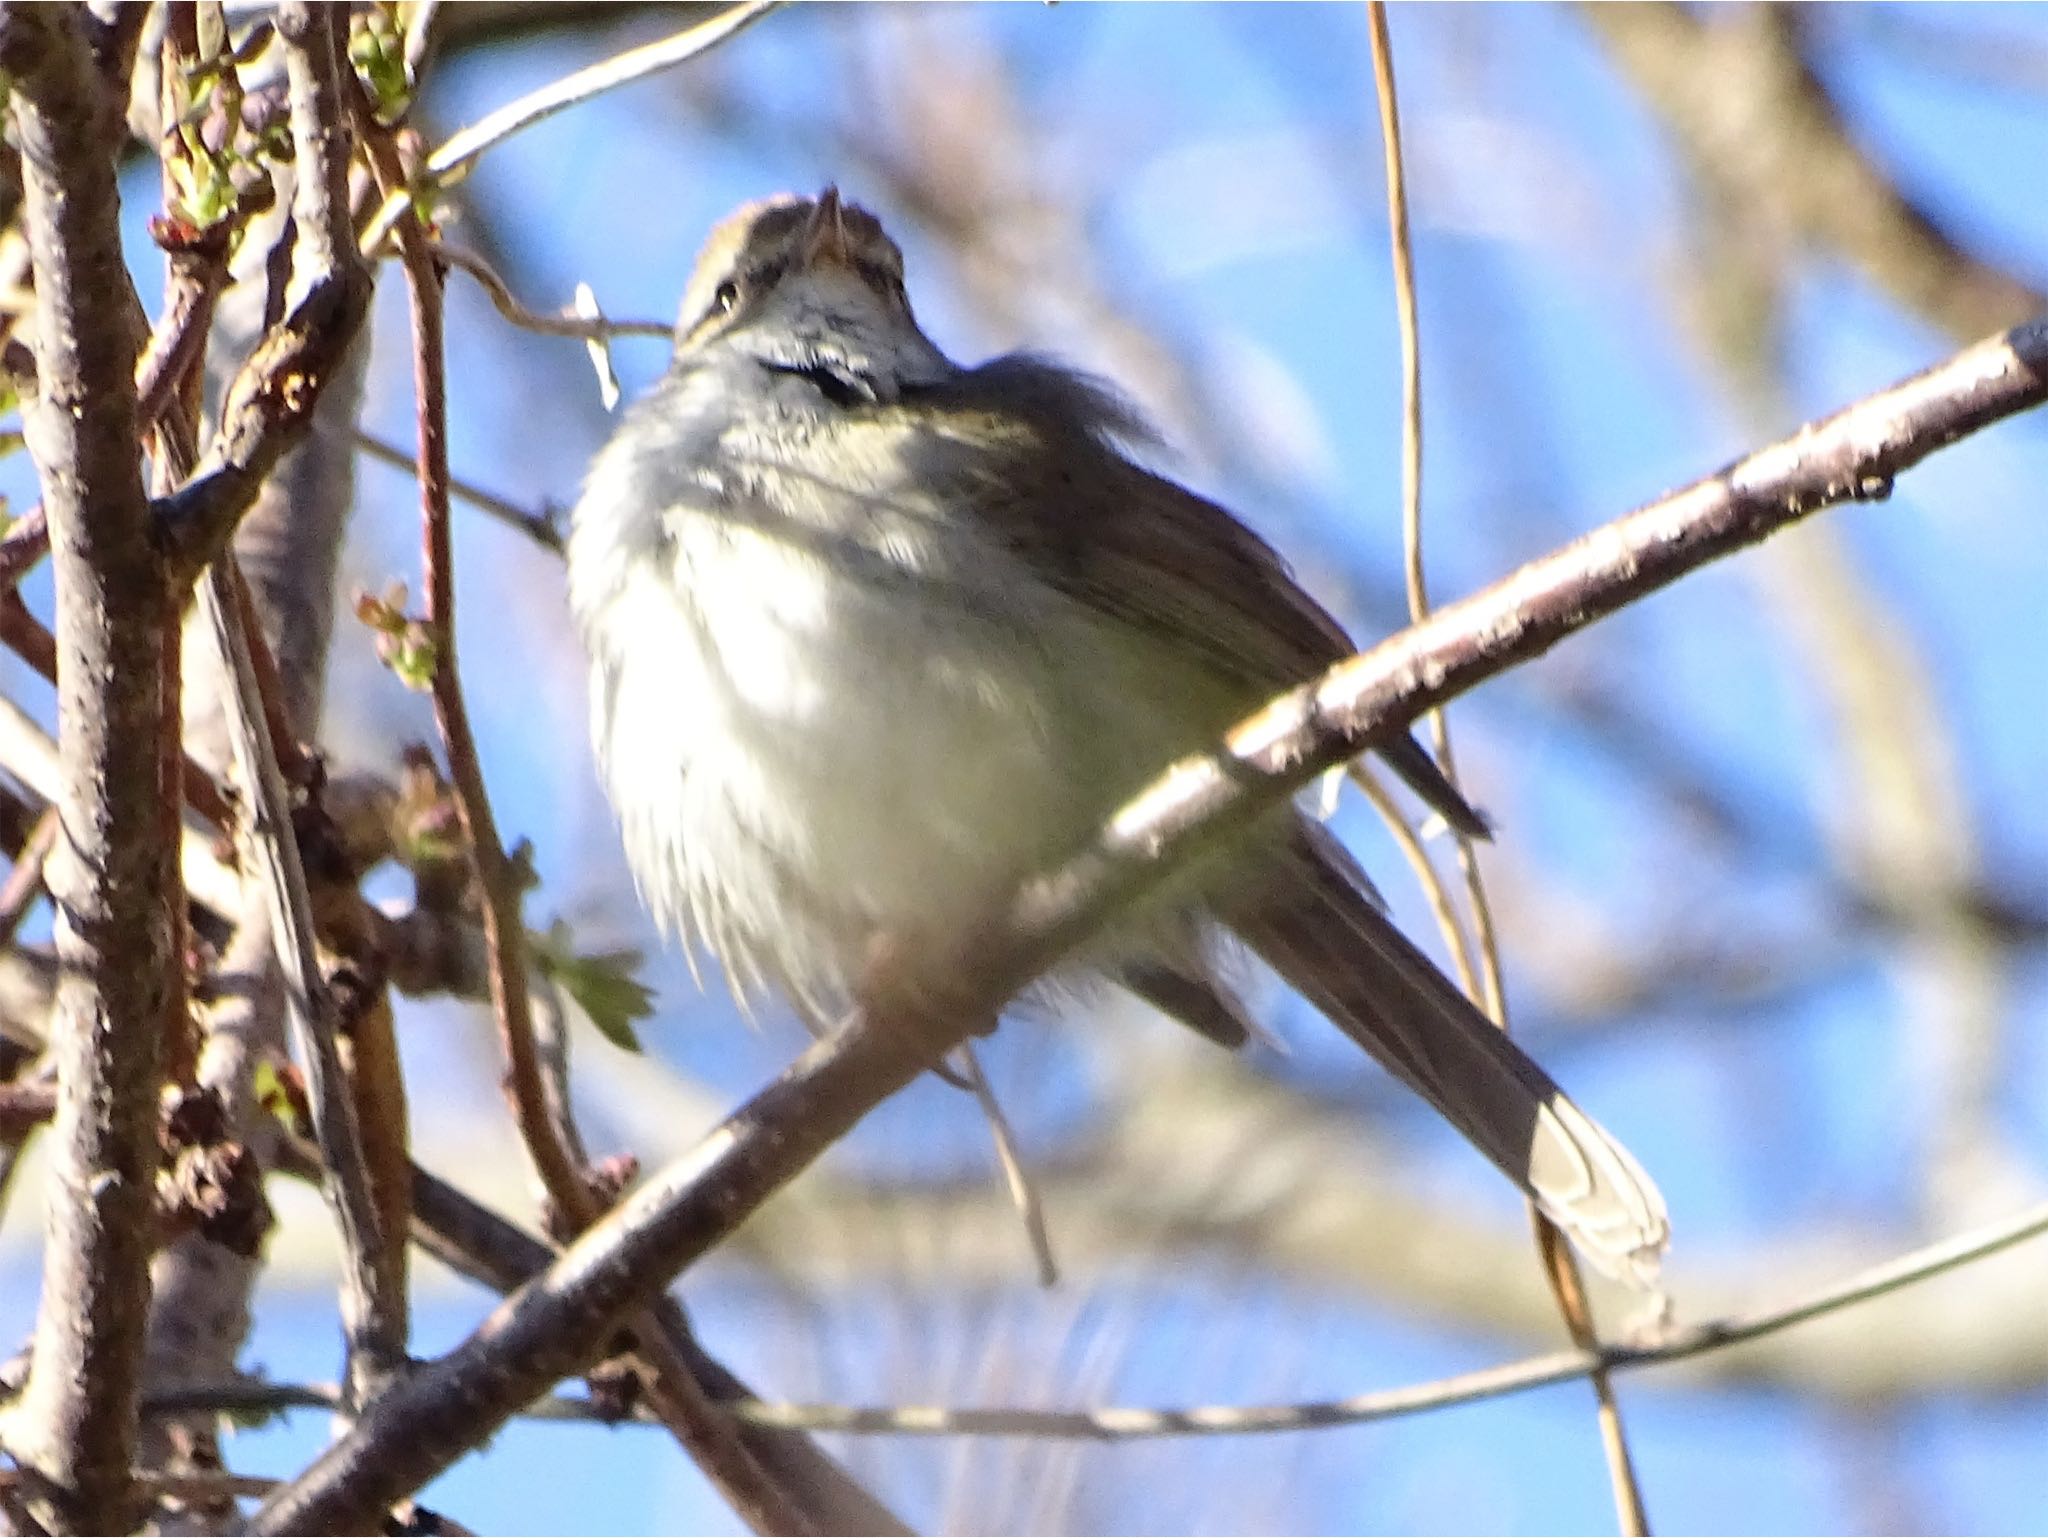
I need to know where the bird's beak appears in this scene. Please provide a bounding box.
[799,185,852,270]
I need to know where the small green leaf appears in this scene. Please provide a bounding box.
[349,4,414,125]
[532,925,654,1054]
[387,626,439,692]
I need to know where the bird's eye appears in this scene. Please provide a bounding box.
[713,280,741,315]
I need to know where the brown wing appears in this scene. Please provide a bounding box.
[923,354,1487,837]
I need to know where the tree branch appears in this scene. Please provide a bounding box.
[370,122,835,1531]
[0,6,175,1531]
[402,1158,912,1534]
[1366,10,1647,1528]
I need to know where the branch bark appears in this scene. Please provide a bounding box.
[0,6,179,1531]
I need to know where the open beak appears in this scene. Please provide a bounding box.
[799,185,852,269]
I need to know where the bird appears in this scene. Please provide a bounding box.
[567,187,1667,1281]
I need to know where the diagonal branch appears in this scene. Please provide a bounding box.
[1584,3,2043,344]
[251,316,2048,1532]
[0,7,176,1532]
[197,562,408,1393]
[401,1160,910,1534]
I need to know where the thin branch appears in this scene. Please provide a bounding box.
[135,237,232,430]
[700,1194,2048,1439]
[252,318,2048,1533]
[0,1463,281,1505]
[359,2,783,254]
[0,8,174,1531]
[1365,9,1649,1530]
[0,1078,56,1142]
[956,1042,1059,1287]
[277,4,356,283]
[351,427,565,554]
[0,509,49,592]
[0,213,224,598]
[434,241,669,342]
[0,684,241,922]
[385,149,590,1274]
[179,1192,2048,1440]
[1350,765,1480,997]
[395,1153,912,1534]
[1584,3,2043,345]
[0,807,58,950]
[197,561,408,1394]
[0,585,237,835]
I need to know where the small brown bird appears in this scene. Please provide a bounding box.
[569,189,1668,1281]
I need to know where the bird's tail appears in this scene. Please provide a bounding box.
[1224,822,1668,1283]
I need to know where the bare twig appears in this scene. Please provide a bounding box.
[434,241,668,342]
[135,238,231,429]
[0,509,49,592]
[206,1187,2048,1445]
[705,1194,2048,1439]
[352,427,565,554]
[0,207,225,598]
[384,147,590,1271]
[359,2,783,254]
[0,1078,56,1142]
[0,9,175,1530]
[0,585,237,835]
[955,1043,1059,1287]
[1350,766,1480,997]
[1365,9,1650,1530]
[197,561,408,1394]
[252,318,2048,1533]
[0,687,240,921]
[0,1462,281,1505]
[0,808,58,951]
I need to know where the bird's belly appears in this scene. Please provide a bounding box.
[591,529,1115,1000]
